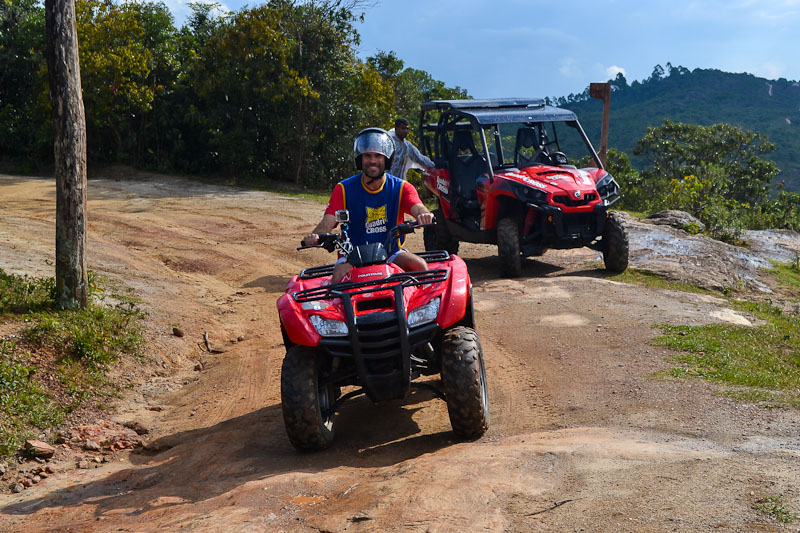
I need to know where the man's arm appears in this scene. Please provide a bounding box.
[303,213,337,246]
[410,202,434,225]
[408,142,435,169]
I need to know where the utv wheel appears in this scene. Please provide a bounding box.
[497,217,522,277]
[280,345,336,451]
[441,326,490,439]
[424,208,459,255]
[602,211,629,273]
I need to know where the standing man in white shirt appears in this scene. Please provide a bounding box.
[388,117,435,179]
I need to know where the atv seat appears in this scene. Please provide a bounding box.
[448,130,484,213]
[515,127,545,168]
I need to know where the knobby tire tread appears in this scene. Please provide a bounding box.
[441,326,490,439]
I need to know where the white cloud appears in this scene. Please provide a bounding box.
[606,65,626,78]
[559,57,580,78]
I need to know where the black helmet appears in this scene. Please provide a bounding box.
[353,127,394,170]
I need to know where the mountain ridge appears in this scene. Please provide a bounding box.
[562,66,800,191]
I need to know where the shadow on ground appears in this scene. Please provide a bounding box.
[1,389,453,518]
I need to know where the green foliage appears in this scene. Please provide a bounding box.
[0,269,56,314]
[655,299,800,407]
[602,118,799,237]
[768,258,800,294]
[0,269,145,456]
[0,0,51,168]
[752,495,797,523]
[0,341,64,456]
[24,302,144,369]
[610,268,712,295]
[633,119,778,206]
[368,50,469,123]
[76,0,180,164]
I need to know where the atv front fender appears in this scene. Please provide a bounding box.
[437,255,470,329]
[277,293,321,347]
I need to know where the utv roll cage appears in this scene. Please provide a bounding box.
[417,98,604,179]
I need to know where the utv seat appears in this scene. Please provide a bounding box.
[515,127,545,168]
[448,130,485,213]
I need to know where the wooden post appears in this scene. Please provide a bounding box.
[45,0,88,309]
[589,82,611,168]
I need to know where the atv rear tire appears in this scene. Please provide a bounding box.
[441,326,490,439]
[280,345,336,451]
[497,217,522,277]
[424,208,459,255]
[602,211,629,273]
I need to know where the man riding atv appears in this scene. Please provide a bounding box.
[303,127,435,283]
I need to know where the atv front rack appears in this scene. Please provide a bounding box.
[298,250,451,280]
[293,268,449,303]
[293,267,450,403]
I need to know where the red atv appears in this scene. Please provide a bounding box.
[418,98,629,277]
[277,210,489,451]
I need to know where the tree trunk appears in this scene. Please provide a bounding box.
[45,0,88,309]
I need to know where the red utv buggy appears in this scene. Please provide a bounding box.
[418,98,628,277]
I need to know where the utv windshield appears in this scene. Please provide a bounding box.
[419,103,603,172]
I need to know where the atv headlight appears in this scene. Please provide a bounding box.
[310,315,348,337]
[408,297,440,327]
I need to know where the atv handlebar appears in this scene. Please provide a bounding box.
[298,220,435,254]
[298,233,338,251]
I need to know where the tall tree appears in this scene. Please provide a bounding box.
[45,0,88,309]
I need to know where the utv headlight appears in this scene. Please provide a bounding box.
[596,174,620,200]
[310,314,348,337]
[408,297,441,327]
[513,184,547,204]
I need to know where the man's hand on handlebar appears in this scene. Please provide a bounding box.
[302,233,320,247]
[416,211,435,225]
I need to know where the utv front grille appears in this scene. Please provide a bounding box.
[553,193,597,207]
[563,212,596,237]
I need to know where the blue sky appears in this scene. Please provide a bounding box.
[163,0,800,99]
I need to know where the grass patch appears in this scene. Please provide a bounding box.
[0,270,56,314]
[655,299,800,407]
[768,257,800,296]
[0,340,65,456]
[752,495,797,523]
[0,268,144,457]
[609,268,713,295]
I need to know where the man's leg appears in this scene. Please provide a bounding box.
[331,261,352,284]
[391,251,428,272]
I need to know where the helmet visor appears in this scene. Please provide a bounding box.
[353,131,395,159]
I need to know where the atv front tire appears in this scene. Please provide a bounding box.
[602,211,629,273]
[441,326,490,439]
[424,208,459,255]
[497,217,522,277]
[280,345,336,451]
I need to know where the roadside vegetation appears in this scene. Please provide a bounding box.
[0,269,144,457]
[752,495,797,524]
[621,262,800,408]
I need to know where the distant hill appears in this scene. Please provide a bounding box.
[561,65,800,192]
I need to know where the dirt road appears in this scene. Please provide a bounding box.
[1,171,799,532]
